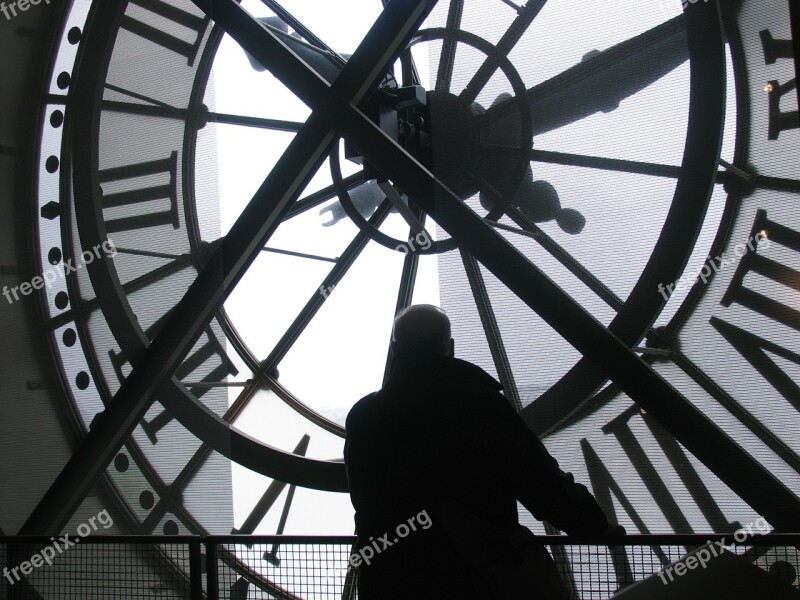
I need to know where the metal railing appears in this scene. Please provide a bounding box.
[2,534,798,599]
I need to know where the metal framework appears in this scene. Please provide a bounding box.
[22,0,800,538]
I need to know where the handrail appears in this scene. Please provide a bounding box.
[3,533,800,544]
[3,533,798,599]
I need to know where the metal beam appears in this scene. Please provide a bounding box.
[460,250,522,411]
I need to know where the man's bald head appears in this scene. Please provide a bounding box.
[392,304,454,357]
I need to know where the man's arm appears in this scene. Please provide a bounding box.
[483,392,613,536]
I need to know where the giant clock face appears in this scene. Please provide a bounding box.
[34,0,799,595]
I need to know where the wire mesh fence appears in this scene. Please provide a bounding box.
[212,537,358,600]
[1,534,798,599]
[0,536,201,600]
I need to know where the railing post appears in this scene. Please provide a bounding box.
[206,538,218,600]
[189,538,202,599]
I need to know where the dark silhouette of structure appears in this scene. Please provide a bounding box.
[345,304,623,599]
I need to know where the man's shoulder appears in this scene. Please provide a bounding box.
[346,357,504,423]
[446,357,503,390]
[345,391,380,430]
[393,355,503,391]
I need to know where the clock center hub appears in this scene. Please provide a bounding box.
[417,90,479,199]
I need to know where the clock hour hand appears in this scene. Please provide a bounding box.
[478,14,690,138]
[245,16,350,85]
[471,15,689,233]
[480,164,586,234]
[243,17,394,230]
[476,94,585,234]
[244,16,289,71]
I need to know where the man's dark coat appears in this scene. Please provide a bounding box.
[345,353,608,598]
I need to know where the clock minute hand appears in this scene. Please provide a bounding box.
[479,14,690,139]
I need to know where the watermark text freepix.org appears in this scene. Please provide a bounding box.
[657,232,769,300]
[657,517,770,585]
[395,231,432,254]
[349,509,432,568]
[3,509,114,585]
[3,239,117,305]
[1,0,50,21]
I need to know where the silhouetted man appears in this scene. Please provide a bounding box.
[345,304,623,599]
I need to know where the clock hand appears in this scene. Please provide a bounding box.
[468,16,688,236]
[412,16,688,238]
[246,16,350,84]
[478,160,584,234]
[476,94,584,234]
[320,17,691,235]
[477,14,689,138]
[516,14,721,436]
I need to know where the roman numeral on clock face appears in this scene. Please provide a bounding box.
[109,319,238,445]
[760,29,799,140]
[121,0,210,66]
[713,210,800,413]
[98,152,180,234]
